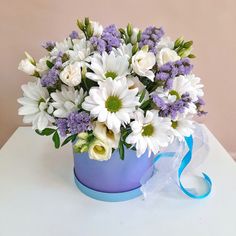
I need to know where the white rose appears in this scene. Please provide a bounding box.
[132,48,156,81]
[88,138,112,161]
[60,62,82,86]
[156,48,180,66]
[18,58,36,75]
[91,21,103,37]
[93,122,120,149]
[130,27,140,44]
[36,56,50,75]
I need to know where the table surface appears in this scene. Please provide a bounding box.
[0,126,236,236]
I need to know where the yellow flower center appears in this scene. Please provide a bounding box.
[94,145,106,155]
[142,124,154,137]
[171,121,178,129]
[169,90,181,100]
[105,95,122,113]
[105,71,118,80]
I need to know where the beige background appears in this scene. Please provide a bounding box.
[0,0,235,154]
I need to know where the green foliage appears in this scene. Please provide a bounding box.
[61,134,77,147]
[118,140,125,160]
[52,131,60,149]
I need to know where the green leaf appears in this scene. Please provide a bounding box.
[52,131,60,149]
[61,134,77,147]
[35,128,56,136]
[140,99,151,110]
[139,90,146,102]
[46,60,54,69]
[118,141,125,160]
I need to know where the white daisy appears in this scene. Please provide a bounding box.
[86,51,130,82]
[126,110,172,157]
[68,38,92,64]
[171,74,204,102]
[51,85,86,118]
[113,43,132,60]
[17,80,54,131]
[50,38,72,57]
[82,77,139,133]
[171,117,195,141]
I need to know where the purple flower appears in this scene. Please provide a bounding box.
[152,92,192,119]
[69,30,79,40]
[156,58,193,90]
[42,41,56,51]
[56,118,68,137]
[194,97,207,116]
[67,111,91,135]
[41,52,62,87]
[90,24,121,53]
[55,111,91,137]
[90,36,106,53]
[175,58,193,75]
[41,67,59,87]
[139,26,164,54]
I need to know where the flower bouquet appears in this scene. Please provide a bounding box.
[18,18,210,201]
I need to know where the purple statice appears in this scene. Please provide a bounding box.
[90,24,121,53]
[175,58,193,75]
[151,94,166,109]
[156,58,193,90]
[41,52,62,87]
[56,118,68,137]
[139,26,164,54]
[152,92,192,119]
[67,111,91,135]
[194,97,208,116]
[90,37,106,53]
[69,30,79,39]
[42,41,56,51]
[41,67,59,87]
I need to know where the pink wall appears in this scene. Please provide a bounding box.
[0,0,235,154]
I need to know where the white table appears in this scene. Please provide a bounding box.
[0,126,235,236]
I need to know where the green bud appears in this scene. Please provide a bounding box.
[87,23,94,38]
[77,19,85,31]
[25,52,36,65]
[80,144,89,153]
[81,66,87,80]
[77,132,89,140]
[84,17,90,27]
[132,43,139,55]
[179,47,192,58]
[174,36,184,49]
[127,23,132,37]
[137,30,142,42]
[119,28,126,35]
[183,40,193,49]
[188,54,196,58]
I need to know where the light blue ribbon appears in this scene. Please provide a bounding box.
[154,135,212,199]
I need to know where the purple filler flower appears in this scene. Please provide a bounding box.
[90,24,121,53]
[139,26,164,54]
[156,58,193,90]
[42,41,56,51]
[56,118,68,137]
[152,92,192,119]
[69,30,79,39]
[67,111,91,135]
[41,52,62,87]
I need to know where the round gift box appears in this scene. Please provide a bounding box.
[73,146,154,202]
